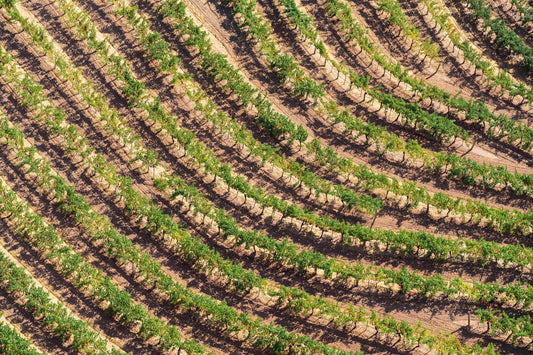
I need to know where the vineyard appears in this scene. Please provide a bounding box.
[0,0,532,353]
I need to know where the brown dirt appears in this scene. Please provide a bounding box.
[3,2,404,350]
[0,0,531,353]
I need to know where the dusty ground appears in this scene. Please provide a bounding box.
[0,0,531,353]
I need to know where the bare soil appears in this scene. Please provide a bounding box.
[0,0,531,353]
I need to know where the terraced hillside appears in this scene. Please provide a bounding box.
[0,0,532,353]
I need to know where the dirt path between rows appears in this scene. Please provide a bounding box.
[5,0,533,353]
